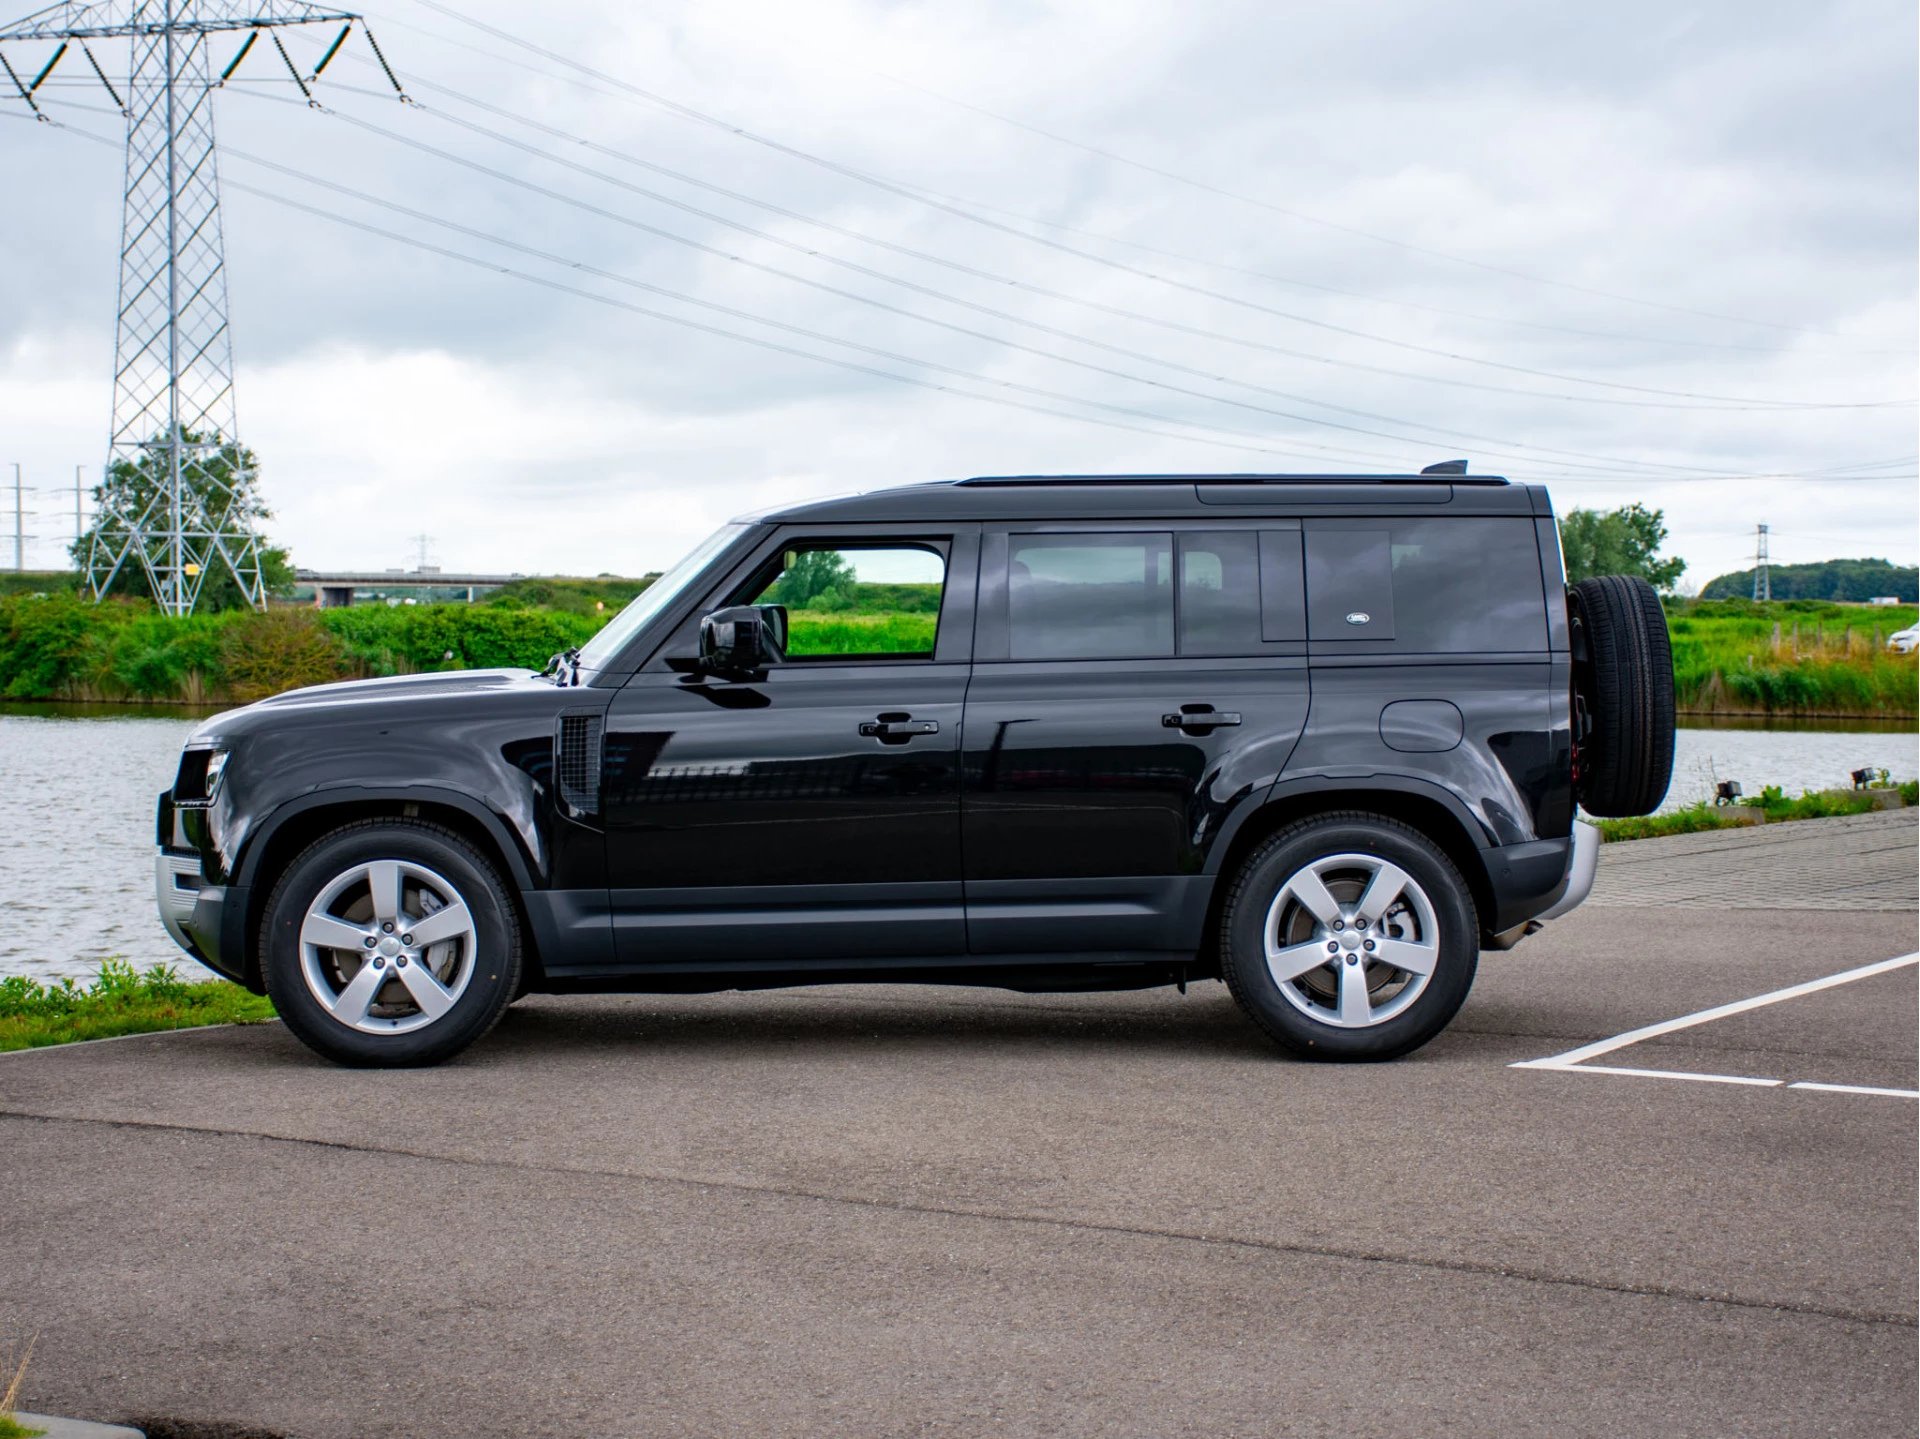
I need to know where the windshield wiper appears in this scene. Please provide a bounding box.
[543,647,583,686]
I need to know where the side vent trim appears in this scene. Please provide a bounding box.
[557,711,604,818]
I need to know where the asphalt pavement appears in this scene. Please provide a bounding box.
[2,813,1915,1438]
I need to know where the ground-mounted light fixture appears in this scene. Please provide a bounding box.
[1714,780,1743,806]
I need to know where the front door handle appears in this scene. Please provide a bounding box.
[1163,705,1242,732]
[860,713,940,743]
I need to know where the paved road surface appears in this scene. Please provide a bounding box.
[2,815,1914,1437]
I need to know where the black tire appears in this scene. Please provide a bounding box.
[1220,813,1479,1061]
[1569,575,1676,817]
[259,819,522,1067]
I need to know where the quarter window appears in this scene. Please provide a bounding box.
[1305,518,1547,652]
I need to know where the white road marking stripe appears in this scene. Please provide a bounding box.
[1512,953,1920,1071]
[1788,1082,1920,1099]
[1570,1065,1781,1088]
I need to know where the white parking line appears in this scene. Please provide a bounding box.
[1788,1081,1920,1099]
[1512,953,1920,1098]
[1570,1064,1781,1088]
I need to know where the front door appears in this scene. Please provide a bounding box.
[962,525,1310,957]
[602,529,976,969]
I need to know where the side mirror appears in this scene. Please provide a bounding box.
[697,605,786,677]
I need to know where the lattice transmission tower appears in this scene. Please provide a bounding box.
[0,2,405,614]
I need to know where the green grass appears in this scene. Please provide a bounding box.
[0,592,603,704]
[1593,784,1906,842]
[786,611,939,656]
[1593,805,1758,842]
[1666,598,1917,717]
[0,1415,43,1439]
[0,960,275,1053]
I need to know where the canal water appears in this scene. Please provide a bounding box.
[1,703,1915,984]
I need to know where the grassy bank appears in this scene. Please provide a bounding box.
[1667,598,1917,718]
[2,586,1914,716]
[0,592,604,704]
[1593,781,1918,842]
[0,961,275,1053]
[0,582,938,703]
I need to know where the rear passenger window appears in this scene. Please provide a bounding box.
[1306,518,1547,653]
[1008,534,1172,659]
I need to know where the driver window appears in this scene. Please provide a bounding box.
[740,544,946,660]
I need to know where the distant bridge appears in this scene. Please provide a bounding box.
[296,568,526,608]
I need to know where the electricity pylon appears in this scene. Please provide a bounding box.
[0,2,404,614]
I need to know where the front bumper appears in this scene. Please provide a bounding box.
[154,848,245,984]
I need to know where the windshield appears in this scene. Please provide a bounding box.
[575,523,747,671]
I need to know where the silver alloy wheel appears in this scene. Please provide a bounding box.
[298,859,478,1035]
[1263,852,1440,1028]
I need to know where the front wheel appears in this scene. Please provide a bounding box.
[259,820,522,1067]
[1220,814,1478,1061]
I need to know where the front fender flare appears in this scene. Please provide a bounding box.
[233,782,542,894]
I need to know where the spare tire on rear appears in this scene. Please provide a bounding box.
[1569,575,1675,817]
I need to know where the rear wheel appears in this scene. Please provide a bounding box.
[1221,814,1478,1061]
[259,820,521,1067]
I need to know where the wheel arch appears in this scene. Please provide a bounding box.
[234,788,543,992]
[1197,780,1496,973]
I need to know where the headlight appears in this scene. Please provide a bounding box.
[175,744,231,805]
[203,747,231,798]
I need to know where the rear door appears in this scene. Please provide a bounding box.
[961,523,1309,957]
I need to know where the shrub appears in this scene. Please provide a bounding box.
[221,609,350,701]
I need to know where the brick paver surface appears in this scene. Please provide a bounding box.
[1591,808,1918,911]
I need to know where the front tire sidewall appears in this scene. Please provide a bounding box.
[262,824,519,1067]
[1225,819,1477,1061]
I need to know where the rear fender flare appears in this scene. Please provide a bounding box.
[1206,773,1494,877]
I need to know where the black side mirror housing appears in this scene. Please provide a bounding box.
[697,605,787,677]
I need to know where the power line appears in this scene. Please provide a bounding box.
[888,177,1913,361]
[363,10,1903,362]
[199,117,1919,485]
[243,94,1793,479]
[37,112,1913,488]
[225,80,1911,487]
[874,73,1887,344]
[403,0,1914,410]
[302,74,1886,478]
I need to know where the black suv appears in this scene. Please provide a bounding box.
[155,469,1674,1067]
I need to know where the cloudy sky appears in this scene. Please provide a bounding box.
[0,0,1914,589]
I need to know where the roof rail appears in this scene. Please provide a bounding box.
[954,471,1509,487]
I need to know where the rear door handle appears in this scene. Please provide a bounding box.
[860,714,940,742]
[1163,706,1241,732]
